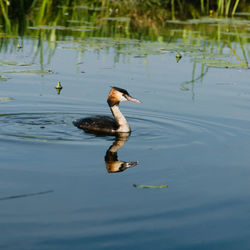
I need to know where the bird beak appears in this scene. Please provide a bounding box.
[124,161,138,168]
[126,95,141,104]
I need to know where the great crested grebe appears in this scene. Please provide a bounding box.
[73,87,141,134]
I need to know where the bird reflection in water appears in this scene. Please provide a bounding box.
[105,133,138,173]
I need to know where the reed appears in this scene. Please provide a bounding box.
[0,0,10,30]
[0,1,248,43]
[232,0,240,16]
[0,0,248,30]
[200,0,205,13]
[171,0,175,20]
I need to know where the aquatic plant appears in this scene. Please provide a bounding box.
[0,0,249,32]
[133,184,168,189]
[0,0,248,97]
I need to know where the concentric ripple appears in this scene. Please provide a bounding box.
[0,112,81,144]
[129,109,250,148]
[0,110,248,148]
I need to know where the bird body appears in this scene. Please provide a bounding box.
[73,87,141,134]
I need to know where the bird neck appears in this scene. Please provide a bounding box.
[110,104,130,132]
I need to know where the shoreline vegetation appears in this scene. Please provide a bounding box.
[0,0,248,80]
[0,0,249,35]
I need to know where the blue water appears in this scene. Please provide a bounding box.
[0,34,250,250]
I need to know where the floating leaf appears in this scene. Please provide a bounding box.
[1,70,50,75]
[19,63,34,66]
[194,58,247,68]
[0,75,9,81]
[62,46,80,50]
[133,184,168,189]
[0,97,14,102]
[0,60,33,66]
[0,60,18,66]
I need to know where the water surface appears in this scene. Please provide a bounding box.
[0,13,250,250]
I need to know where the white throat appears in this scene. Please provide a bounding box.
[110,105,130,132]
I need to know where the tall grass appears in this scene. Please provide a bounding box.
[216,0,241,16]
[0,0,248,31]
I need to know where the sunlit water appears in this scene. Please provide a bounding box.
[0,32,250,250]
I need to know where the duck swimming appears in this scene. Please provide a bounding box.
[73,87,141,134]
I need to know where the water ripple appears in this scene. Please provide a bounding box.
[0,110,248,147]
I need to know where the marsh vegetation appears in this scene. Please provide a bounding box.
[0,1,250,250]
